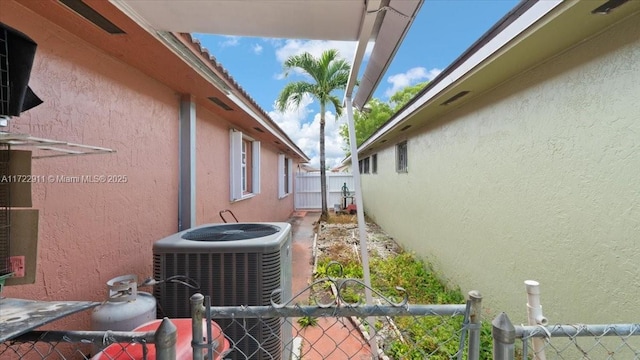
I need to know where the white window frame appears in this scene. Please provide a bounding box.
[230,129,260,201]
[278,154,293,198]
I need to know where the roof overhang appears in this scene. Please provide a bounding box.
[350,0,423,108]
[110,1,368,40]
[109,0,423,110]
[5,0,309,162]
[348,0,640,161]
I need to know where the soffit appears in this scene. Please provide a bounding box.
[358,0,640,153]
[110,0,367,40]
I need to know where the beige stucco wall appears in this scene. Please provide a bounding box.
[362,12,640,324]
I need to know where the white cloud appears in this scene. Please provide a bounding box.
[252,43,263,55]
[268,94,347,169]
[384,67,442,97]
[219,36,240,47]
[274,39,374,78]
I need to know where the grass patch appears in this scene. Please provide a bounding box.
[315,224,493,359]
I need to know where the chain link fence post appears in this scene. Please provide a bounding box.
[191,293,205,360]
[155,317,177,360]
[492,312,515,360]
[467,290,483,360]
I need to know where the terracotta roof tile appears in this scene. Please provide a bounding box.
[179,33,308,161]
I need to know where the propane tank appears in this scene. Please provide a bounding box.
[91,275,157,332]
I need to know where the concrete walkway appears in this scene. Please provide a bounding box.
[288,211,317,302]
[287,211,372,360]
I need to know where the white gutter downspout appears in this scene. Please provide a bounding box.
[525,280,548,360]
[345,96,378,358]
[344,1,382,357]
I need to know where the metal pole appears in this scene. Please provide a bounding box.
[205,295,216,360]
[155,318,177,360]
[191,293,205,360]
[492,312,515,360]
[467,290,483,360]
[345,96,378,359]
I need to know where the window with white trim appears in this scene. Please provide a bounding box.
[230,129,260,201]
[396,141,408,173]
[278,154,293,198]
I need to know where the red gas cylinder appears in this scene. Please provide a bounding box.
[92,318,229,360]
[346,203,357,214]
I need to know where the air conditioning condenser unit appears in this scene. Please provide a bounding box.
[153,222,292,360]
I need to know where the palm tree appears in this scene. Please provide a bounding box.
[276,49,351,220]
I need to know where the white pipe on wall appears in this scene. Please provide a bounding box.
[525,280,548,360]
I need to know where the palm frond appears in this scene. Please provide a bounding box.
[284,52,324,83]
[275,81,317,111]
[277,49,351,114]
[328,95,343,118]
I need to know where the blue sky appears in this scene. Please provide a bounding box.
[193,0,519,168]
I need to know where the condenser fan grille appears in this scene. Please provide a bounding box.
[182,224,280,241]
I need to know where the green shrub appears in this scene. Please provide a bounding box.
[315,245,493,359]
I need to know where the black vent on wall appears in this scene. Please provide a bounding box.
[591,0,629,14]
[441,91,470,106]
[59,0,125,34]
[0,23,43,117]
[208,97,233,111]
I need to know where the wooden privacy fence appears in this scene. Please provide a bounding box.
[295,173,354,210]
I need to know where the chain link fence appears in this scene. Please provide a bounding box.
[0,318,177,360]
[492,313,640,359]
[191,275,483,360]
[204,303,475,360]
[7,295,640,360]
[1,281,481,360]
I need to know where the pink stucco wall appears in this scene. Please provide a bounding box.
[1,0,302,332]
[1,2,179,329]
[195,105,296,224]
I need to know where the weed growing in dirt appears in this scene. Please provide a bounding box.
[297,316,319,328]
[325,213,358,224]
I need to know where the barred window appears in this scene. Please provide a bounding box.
[396,141,408,173]
[372,154,377,174]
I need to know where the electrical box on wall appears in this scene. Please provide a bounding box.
[0,149,38,285]
[5,209,38,286]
